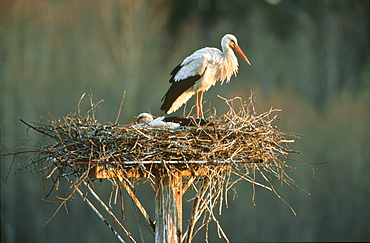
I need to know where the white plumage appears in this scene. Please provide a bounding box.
[161,34,251,118]
[127,113,181,129]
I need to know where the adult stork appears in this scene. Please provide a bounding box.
[160,34,251,118]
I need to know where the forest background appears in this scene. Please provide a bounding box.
[1,0,369,242]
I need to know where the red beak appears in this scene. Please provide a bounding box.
[124,120,138,127]
[233,45,251,65]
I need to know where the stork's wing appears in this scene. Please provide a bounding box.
[172,48,214,82]
[169,63,182,81]
[160,74,201,113]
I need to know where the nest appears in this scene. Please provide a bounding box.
[16,93,306,242]
[28,96,296,173]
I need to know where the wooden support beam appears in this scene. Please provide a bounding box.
[88,165,210,179]
[155,171,182,243]
[88,166,149,179]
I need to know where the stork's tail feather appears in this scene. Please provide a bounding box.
[160,99,171,114]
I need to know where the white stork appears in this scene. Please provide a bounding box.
[126,113,181,129]
[160,34,251,118]
[126,113,213,129]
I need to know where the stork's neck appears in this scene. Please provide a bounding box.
[222,44,233,57]
[221,44,238,63]
[220,43,239,83]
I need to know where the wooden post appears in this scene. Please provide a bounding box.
[155,171,182,243]
[89,165,191,242]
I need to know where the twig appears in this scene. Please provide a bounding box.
[115,91,126,125]
[20,119,58,139]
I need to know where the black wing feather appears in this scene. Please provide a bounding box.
[170,63,182,80]
[163,117,214,126]
[160,74,201,113]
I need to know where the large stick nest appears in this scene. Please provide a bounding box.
[27,95,298,174]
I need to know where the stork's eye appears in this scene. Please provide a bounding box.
[230,39,236,46]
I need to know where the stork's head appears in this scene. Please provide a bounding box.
[125,113,153,127]
[222,34,251,65]
[136,113,153,124]
[222,34,239,48]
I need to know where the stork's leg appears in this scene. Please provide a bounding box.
[195,92,200,118]
[199,91,204,118]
